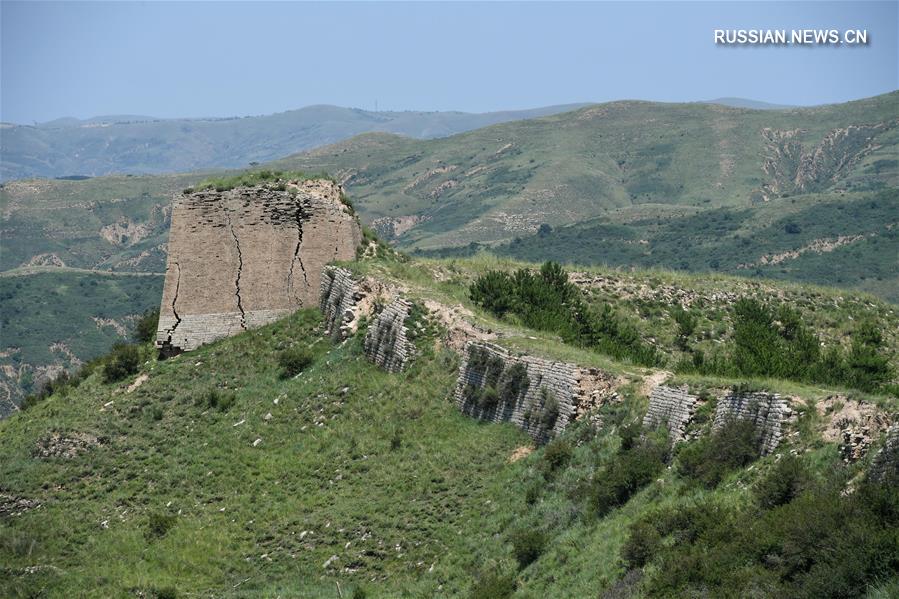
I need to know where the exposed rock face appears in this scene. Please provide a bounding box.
[869,425,899,484]
[643,385,698,443]
[363,298,415,373]
[714,391,792,455]
[156,180,361,355]
[453,341,615,444]
[760,123,892,199]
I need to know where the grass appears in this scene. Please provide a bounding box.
[0,309,535,597]
[0,270,164,412]
[189,169,333,193]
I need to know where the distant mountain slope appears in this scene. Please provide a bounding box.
[0,103,586,180]
[703,97,797,110]
[273,91,898,250]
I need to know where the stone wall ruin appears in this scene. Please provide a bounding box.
[155,179,361,355]
[453,341,615,444]
[642,385,698,443]
[363,298,415,373]
[713,391,792,455]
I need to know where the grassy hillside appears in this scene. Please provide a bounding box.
[0,270,163,415]
[273,92,898,249]
[1,104,585,181]
[417,189,899,302]
[2,255,897,597]
[2,93,896,408]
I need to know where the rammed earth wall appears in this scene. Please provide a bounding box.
[713,391,792,455]
[156,180,361,355]
[320,266,363,340]
[869,425,899,484]
[363,298,414,373]
[452,341,614,444]
[642,385,698,443]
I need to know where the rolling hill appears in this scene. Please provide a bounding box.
[0,104,586,181]
[2,253,897,597]
[1,92,897,410]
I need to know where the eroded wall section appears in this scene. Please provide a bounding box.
[156,180,361,354]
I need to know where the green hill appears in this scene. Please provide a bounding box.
[2,93,897,410]
[0,104,586,181]
[2,254,897,597]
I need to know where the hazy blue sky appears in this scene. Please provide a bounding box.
[2,1,896,123]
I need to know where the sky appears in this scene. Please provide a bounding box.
[1,1,897,124]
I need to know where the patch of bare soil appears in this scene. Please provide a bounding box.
[33,432,101,459]
[817,395,893,462]
[509,446,533,462]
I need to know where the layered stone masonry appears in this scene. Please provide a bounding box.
[869,425,899,484]
[452,341,615,444]
[155,180,361,355]
[642,385,698,443]
[364,298,415,373]
[320,266,364,340]
[713,391,792,455]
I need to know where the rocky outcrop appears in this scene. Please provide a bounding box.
[363,298,415,373]
[869,426,899,484]
[643,385,698,443]
[453,341,615,444]
[155,179,361,355]
[713,391,792,455]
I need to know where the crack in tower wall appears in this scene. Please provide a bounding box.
[154,180,362,354]
[225,210,247,330]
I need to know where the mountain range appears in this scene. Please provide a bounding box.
[0,97,798,181]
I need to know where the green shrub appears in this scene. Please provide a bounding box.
[591,431,668,516]
[678,299,893,394]
[469,261,661,366]
[644,470,899,597]
[622,520,662,568]
[754,454,808,509]
[469,565,516,599]
[477,385,500,410]
[390,428,403,451]
[677,418,760,488]
[278,347,314,378]
[508,526,546,568]
[134,307,160,343]
[542,438,572,472]
[351,587,367,599]
[146,511,176,539]
[103,343,141,383]
[196,389,235,412]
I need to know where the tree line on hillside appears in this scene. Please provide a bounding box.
[469,262,895,395]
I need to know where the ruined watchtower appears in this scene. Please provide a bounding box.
[155,178,362,355]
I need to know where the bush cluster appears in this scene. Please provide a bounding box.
[133,307,160,343]
[676,418,760,488]
[623,456,899,598]
[195,388,236,412]
[469,262,661,366]
[188,169,331,193]
[102,343,142,383]
[591,428,668,516]
[277,347,314,378]
[679,298,893,393]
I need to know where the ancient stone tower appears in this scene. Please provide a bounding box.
[155,178,362,355]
